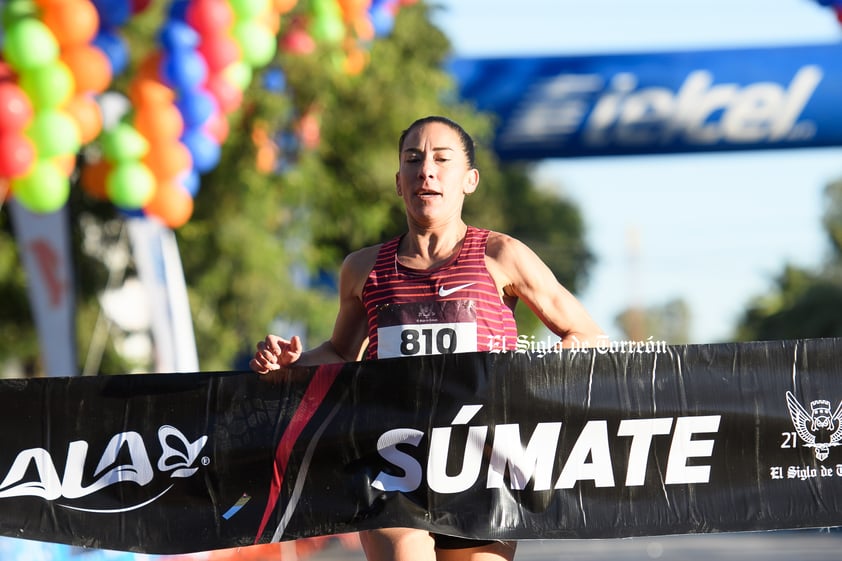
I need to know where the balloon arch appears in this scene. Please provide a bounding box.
[0,0,414,228]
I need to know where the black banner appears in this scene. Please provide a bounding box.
[1,338,841,554]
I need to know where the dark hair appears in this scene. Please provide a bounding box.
[398,116,476,168]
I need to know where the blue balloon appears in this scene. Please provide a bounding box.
[168,0,190,21]
[118,206,146,219]
[160,50,208,91]
[181,128,220,174]
[92,0,131,28]
[158,20,200,52]
[181,169,201,197]
[175,89,217,128]
[275,130,300,154]
[369,3,396,37]
[93,28,129,76]
[262,67,286,93]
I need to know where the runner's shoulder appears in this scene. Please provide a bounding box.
[485,230,528,263]
[341,244,382,288]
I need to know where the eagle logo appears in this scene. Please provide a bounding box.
[785,391,842,461]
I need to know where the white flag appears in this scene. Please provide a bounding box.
[127,218,199,373]
[9,200,77,377]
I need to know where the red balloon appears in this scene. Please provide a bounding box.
[204,73,243,113]
[186,0,234,35]
[203,110,229,143]
[0,133,35,178]
[0,62,15,82]
[0,82,34,131]
[280,27,316,55]
[197,33,241,73]
[131,0,153,13]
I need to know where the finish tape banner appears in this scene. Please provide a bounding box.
[447,43,842,159]
[1,338,842,555]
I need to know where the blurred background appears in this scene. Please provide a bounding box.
[0,0,841,559]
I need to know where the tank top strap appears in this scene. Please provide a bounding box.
[374,235,402,269]
[458,226,490,261]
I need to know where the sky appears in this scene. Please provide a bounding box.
[430,0,842,344]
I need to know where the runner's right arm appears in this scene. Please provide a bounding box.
[249,247,377,373]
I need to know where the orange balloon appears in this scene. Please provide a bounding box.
[338,0,371,19]
[53,153,77,176]
[137,52,164,80]
[41,0,99,47]
[61,44,113,94]
[79,158,111,200]
[343,47,368,76]
[143,141,193,181]
[256,7,281,34]
[133,102,184,142]
[352,16,375,42]
[63,94,102,144]
[129,77,176,106]
[144,180,194,229]
[273,0,297,14]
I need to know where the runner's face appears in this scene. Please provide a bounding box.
[396,122,478,227]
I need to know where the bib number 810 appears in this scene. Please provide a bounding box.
[400,327,457,355]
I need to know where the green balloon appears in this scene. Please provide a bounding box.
[26,109,81,159]
[19,61,75,110]
[102,122,150,162]
[11,159,70,213]
[106,161,156,209]
[233,20,277,68]
[1,0,37,29]
[223,61,252,91]
[311,0,342,18]
[309,12,345,44]
[228,0,269,20]
[2,17,59,71]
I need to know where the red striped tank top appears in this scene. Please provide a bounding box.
[362,226,518,360]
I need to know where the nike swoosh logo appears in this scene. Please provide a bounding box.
[438,282,475,297]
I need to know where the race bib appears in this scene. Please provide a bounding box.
[376,300,478,359]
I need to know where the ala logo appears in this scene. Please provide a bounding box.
[0,425,209,513]
[785,391,842,461]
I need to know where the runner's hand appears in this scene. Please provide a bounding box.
[249,335,303,374]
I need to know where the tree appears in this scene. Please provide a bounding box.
[615,298,692,345]
[734,180,842,342]
[0,2,594,374]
